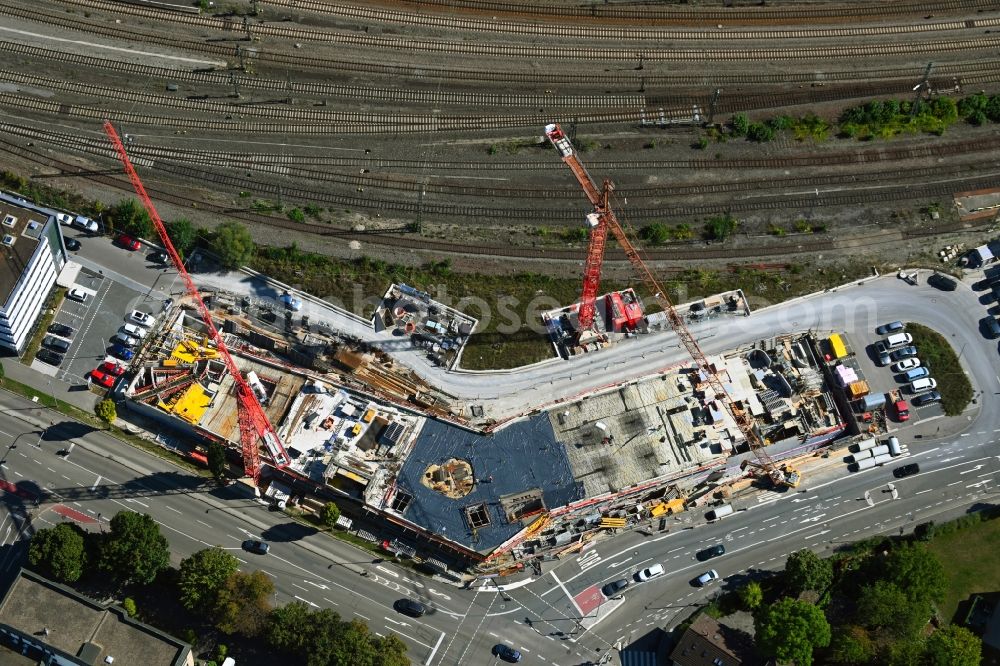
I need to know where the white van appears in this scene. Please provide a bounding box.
[910,377,937,393]
[885,332,913,349]
[705,504,734,521]
[121,323,149,339]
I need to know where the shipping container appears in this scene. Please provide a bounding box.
[853,437,878,453]
[854,457,878,471]
[847,381,870,399]
[856,393,887,412]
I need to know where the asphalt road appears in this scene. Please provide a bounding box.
[46,231,1000,664]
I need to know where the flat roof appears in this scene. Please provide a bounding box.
[395,415,581,553]
[0,200,45,308]
[0,569,189,666]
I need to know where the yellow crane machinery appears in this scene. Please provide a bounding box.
[545,123,798,489]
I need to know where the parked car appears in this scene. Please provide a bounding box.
[98,361,126,376]
[875,321,904,335]
[891,358,920,373]
[72,215,99,232]
[64,238,80,251]
[393,599,426,617]
[894,400,910,422]
[128,310,155,327]
[112,332,139,348]
[890,346,918,361]
[35,349,63,367]
[696,570,720,586]
[55,213,73,226]
[47,323,74,338]
[66,288,89,303]
[90,369,115,388]
[109,343,134,360]
[927,273,958,291]
[116,233,141,251]
[635,564,665,582]
[913,390,942,406]
[42,336,70,353]
[491,644,522,663]
[876,348,891,366]
[149,250,169,264]
[601,579,630,597]
[893,463,920,478]
[696,544,726,561]
[121,323,149,339]
[241,540,269,555]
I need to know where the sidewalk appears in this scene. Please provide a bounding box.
[1,358,100,415]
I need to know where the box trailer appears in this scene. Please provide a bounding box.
[856,393,887,412]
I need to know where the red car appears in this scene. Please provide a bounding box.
[90,369,116,388]
[895,400,910,422]
[117,234,141,251]
[98,361,125,376]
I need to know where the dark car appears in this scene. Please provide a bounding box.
[927,273,958,291]
[109,343,134,360]
[890,346,918,361]
[601,579,630,597]
[491,644,522,663]
[42,336,70,353]
[696,544,726,561]
[393,598,426,617]
[35,348,63,367]
[149,250,169,264]
[913,390,942,406]
[875,321,904,336]
[47,323,74,338]
[983,316,1000,339]
[64,238,81,251]
[893,463,920,479]
[242,539,269,555]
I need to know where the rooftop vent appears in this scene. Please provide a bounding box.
[2,215,15,227]
[27,221,39,231]
[2,235,15,247]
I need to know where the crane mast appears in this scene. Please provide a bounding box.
[102,121,289,482]
[545,123,789,487]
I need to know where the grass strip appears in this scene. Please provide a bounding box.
[904,322,974,415]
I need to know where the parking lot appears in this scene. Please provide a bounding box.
[31,266,159,389]
[863,329,945,428]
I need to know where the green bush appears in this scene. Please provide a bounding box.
[705,214,739,241]
[95,399,116,425]
[640,223,671,244]
[730,113,750,136]
[123,597,137,617]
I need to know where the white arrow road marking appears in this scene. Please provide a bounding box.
[307,580,329,590]
[427,588,451,600]
[803,530,831,540]
[384,616,410,627]
[293,595,319,608]
[377,565,400,577]
[608,557,633,569]
[799,513,827,524]
[960,465,985,475]
[966,480,991,489]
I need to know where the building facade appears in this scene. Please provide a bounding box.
[0,193,67,354]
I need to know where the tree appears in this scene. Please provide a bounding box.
[122,597,137,617]
[738,581,763,610]
[858,580,928,638]
[213,570,274,636]
[754,597,831,666]
[329,619,378,666]
[829,625,874,664]
[165,218,198,258]
[98,511,170,585]
[108,198,153,238]
[374,634,409,666]
[924,625,981,666]
[267,601,315,656]
[28,523,87,582]
[320,502,341,528]
[95,399,117,426]
[883,543,945,607]
[206,442,227,482]
[784,549,833,595]
[704,214,738,241]
[211,221,255,269]
[178,547,239,614]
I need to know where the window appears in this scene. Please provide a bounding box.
[2,215,15,227]
[2,235,14,246]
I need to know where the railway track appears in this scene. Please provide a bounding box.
[261,0,1000,41]
[391,0,1000,23]
[8,121,998,203]
[0,136,991,262]
[17,0,1000,62]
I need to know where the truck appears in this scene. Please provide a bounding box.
[847,381,870,400]
[856,393,887,412]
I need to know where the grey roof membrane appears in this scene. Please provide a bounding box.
[397,414,583,553]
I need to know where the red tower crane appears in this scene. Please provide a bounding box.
[545,123,796,488]
[102,121,289,483]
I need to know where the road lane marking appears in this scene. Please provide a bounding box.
[915,489,933,494]
[550,572,584,615]
[426,631,446,665]
[165,506,182,514]
[293,595,319,608]
[376,565,399,578]
[91,475,101,490]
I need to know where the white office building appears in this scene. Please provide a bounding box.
[0,194,67,353]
